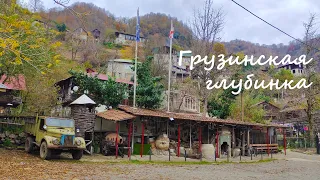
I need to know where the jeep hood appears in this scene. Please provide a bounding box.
[46,127,75,135]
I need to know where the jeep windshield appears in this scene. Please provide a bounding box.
[45,118,74,128]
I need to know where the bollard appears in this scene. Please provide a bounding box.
[251,149,253,160]
[260,151,263,160]
[184,149,187,162]
[168,149,171,161]
[149,147,152,161]
[200,152,202,162]
[129,147,131,161]
[240,148,242,161]
[271,150,273,159]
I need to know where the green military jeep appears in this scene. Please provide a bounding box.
[24,116,86,160]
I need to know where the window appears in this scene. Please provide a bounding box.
[39,119,45,130]
[46,118,74,128]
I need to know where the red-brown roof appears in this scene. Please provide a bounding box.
[118,105,286,128]
[87,72,134,85]
[96,109,136,121]
[0,75,26,90]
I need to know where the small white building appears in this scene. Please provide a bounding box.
[107,59,140,81]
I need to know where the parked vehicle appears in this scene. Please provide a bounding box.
[24,116,86,160]
[101,133,125,157]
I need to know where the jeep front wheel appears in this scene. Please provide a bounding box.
[72,150,83,160]
[25,137,34,153]
[40,141,52,160]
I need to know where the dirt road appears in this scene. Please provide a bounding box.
[0,149,319,180]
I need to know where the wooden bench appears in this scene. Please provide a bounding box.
[250,144,278,155]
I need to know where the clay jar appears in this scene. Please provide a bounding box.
[155,134,170,150]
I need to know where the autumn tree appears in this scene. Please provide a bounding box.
[229,91,265,123]
[0,1,61,77]
[190,0,224,116]
[274,68,294,99]
[301,14,320,145]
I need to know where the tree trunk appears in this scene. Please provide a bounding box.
[241,92,244,121]
[203,98,208,116]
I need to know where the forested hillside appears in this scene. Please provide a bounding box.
[41,2,320,61]
[42,2,192,48]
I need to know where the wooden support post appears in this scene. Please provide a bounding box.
[115,122,119,159]
[140,122,145,157]
[247,128,250,147]
[232,127,235,157]
[131,120,135,154]
[216,130,219,158]
[266,127,270,156]
[198,126,202,154]
[178,124,181,157]
[208,124,210,144]
[167,120,169,136]
[283,128,286,155]
[242,130,245,156]
[189,121,192,148]
[127,120,133,158]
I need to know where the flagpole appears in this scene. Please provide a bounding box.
[133,8,139,108]
[167,20,173,112]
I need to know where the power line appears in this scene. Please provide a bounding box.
[230,0,320,53]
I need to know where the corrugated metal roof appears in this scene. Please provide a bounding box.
[70,94,96,105]
[118,105,286,128]
[97,109,135,121]
[0,75,26,90]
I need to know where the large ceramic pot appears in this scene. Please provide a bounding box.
[201,144,215,160]
[155,134,170,150]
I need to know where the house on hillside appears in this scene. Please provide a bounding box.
[114,32,146,45]
[54,68,133,117]
[0,75,25,115]
[106,59,140,81]
[253,101,280,121]
[165,90,200,114]
[278,63,304,76]
[153,46,198,113]
[153,46,191,82]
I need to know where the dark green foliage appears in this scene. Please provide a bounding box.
[102,42,123,49]
[2,126,24,134]
[208,88,236,119]
[56,23,67,32]
[3,138,12,147]
[130,56,164,109]
[69,70,127,108]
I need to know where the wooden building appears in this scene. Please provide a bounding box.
[95,105,286,159]
[253,101,280,121]
[0,75,25,115]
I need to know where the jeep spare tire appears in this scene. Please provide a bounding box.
[40,141,52,160]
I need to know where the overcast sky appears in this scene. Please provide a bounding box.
[42,0,320,45]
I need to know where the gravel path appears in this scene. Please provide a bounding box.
[0,149,319,180]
